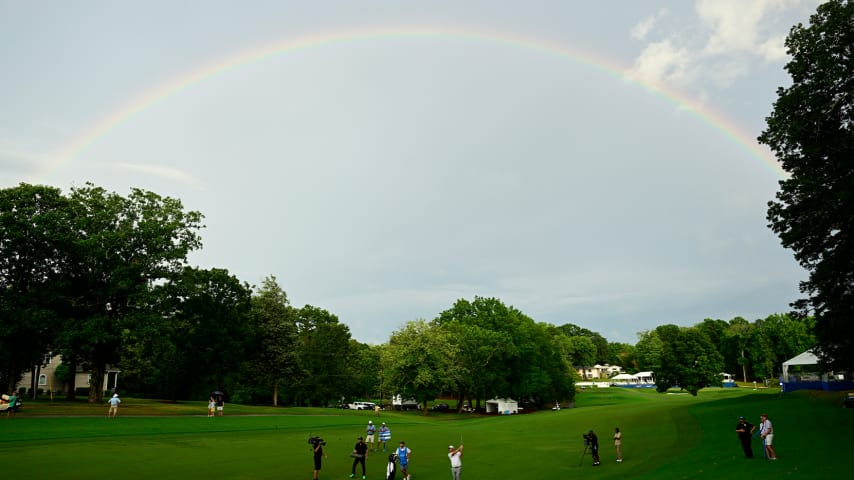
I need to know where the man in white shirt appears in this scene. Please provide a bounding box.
[759,413,777,460]
[448,444,463,480]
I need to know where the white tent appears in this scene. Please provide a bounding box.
[635,372,655,384]
[610,373,638,384]
[485,398,518,414]
[782,350,820,381]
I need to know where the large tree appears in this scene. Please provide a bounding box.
[758,0,854,372]
[60,184,203,402]
[0,184,70,392]
[653,325,724,396]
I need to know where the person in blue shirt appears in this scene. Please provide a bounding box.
[396,441,411,480]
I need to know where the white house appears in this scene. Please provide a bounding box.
[16,354,118,396]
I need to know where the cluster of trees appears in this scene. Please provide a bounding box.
[628,315,816,395]
[0,180,818,407]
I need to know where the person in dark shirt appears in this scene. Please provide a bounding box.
[350,436,368,479]
[735,416,754,458]
[589,430,600,466]
[312,441,327,480]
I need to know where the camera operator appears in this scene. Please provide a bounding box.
[588,430,600,466]
[310,437,328,480]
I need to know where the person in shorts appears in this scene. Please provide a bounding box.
[366,420,377,451]
[312,440,327,479]
[396,441,411,480]
[759,413,777,460]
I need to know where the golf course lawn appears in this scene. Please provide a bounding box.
[1,387,850,479]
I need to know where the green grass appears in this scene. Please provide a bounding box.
[2,388,851,479]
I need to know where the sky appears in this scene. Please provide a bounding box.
[0,0,821,345]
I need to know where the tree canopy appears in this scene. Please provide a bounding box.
[758,0,854,372]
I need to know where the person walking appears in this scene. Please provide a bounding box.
[349,436,368,479]
[396,441,412,480]
[107,393,121,418]
[366,420,377,451]
[379,422,391,452]
[614,427,623,462]
[735,416,754,458]
[758,413,777,460]
[312,440,327,480]
[448,444,463,480]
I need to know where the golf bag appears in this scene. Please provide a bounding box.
[386,453,399,480]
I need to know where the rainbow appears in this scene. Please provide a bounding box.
[47,25,788,180]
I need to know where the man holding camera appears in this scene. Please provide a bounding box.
[350,436,368,479]
[588,430,600,466]
[310,438,327,480]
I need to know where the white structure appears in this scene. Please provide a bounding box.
[782,350,820,382]
[610,373,639,385]
[635,372,655,384]
[575,364,624,380]
[392,395,418,410]
[485,397,518,414]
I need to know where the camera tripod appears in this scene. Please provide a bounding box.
[578,444,589,467]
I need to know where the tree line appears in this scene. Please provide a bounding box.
[0,183,822,406]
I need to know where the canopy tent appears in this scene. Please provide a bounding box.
[780,349,854,392]
[610,373,638,383]
[782,350,820,381]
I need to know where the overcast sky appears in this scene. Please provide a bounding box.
[1,1,820,344]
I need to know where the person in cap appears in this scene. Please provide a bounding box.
[735,416,754,458]
[107,393,121,418]
[350,436,368,479]
[758,413,777,460]
[379,422,391,452]
[447,444,463,480]
[366,420,377,451]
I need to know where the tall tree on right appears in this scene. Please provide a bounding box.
[758,0,854,372]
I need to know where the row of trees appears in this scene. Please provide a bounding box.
[0,181,830,405]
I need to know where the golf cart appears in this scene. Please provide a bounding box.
[0,394,22,414]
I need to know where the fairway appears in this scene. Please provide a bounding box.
[2,388,851,479]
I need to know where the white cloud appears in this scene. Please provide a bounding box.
[627,39,692,86]
[630,8,670,41]
[629,0,816,92]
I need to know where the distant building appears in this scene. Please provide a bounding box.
[16,354,119,395]
[575,364,624,380]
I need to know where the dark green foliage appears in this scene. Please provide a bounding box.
[758,0,854,372]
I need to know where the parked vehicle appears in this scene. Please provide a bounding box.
[431,402,449,411]
[348,401,376,410]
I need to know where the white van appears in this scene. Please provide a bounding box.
[348,401,376,410]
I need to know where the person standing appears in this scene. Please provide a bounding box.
[107,393,121,418]
[366,420,377,451]
[379,422,391,452]
[312,440,327,480]
[374,404,381,416]
[614,427,623,462]
[5,390,18,418]
[396,441,412,480]
[448,444,463,480]
[208,396,216,417]
[588,430,600,466]
[349,436,368,479]
[758,413,777,460]
[215,393,225,416]
[735,416,754,458]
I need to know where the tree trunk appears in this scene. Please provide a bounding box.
[88,362,106,403]
[273,381,279,407]
[66,357,77,400]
